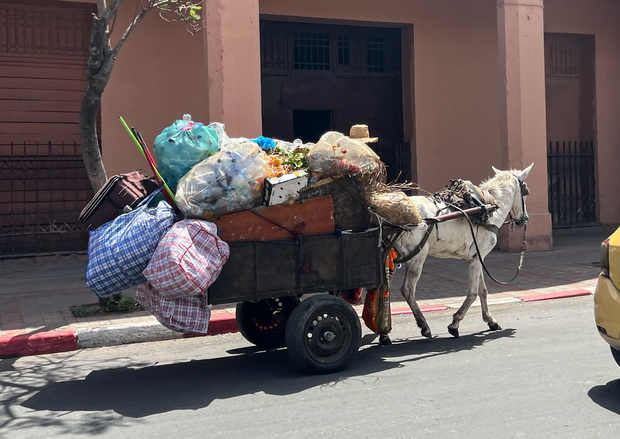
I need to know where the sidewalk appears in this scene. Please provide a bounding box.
[1,225,615,358]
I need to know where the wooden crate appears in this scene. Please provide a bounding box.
[212,195,335,242]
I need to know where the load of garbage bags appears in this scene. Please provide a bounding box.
[152,116,417,225]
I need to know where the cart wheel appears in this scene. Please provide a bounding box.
[236,297,300,348]
[285,295,361,374]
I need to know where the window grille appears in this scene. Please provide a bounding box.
[260,22,401,77]
[367,36,386,73]
[293,32,331,70]
[547,38,581,76]
[260,30,288,73]
[0,4,91,57]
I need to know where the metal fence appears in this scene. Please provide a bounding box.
[547,140,596,227]
[0,142,93,256]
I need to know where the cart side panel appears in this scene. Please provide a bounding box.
[255,241,299,293]
[299,237,342,290]
[344,233,383,285]
[208,231,383,306]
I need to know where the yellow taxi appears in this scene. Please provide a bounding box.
[594,226,620,366]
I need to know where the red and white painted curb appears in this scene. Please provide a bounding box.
[0,289,592,359]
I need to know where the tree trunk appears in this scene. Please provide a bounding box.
[80,15,115,192]
[80,86,107,192]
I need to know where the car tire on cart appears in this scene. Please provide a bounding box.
[285,294,361,374]
[235,296,300,348]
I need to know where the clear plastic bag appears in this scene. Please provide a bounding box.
[154,115,219,192]
[175,139,270,219]
[307,131,383,180]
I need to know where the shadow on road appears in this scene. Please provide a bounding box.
[588,379,620,414]
[19,327,516,420]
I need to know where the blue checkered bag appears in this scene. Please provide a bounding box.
[86,188,177,298]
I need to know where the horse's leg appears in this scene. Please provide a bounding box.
[400,248,433,338]
[478,271,502,331]
[447,259,482,338]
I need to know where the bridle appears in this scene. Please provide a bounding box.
[477,173,528,284]
[506,174,530,227]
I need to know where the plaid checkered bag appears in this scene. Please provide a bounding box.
[86,189,176,298]
[143,219,230,299]
[136,281,210,334]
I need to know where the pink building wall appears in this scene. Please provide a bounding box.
[102,1,210,176]
[56,0,620,246]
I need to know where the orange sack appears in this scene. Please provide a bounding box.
[362,248,397,335]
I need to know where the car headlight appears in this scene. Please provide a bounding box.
[601,238,610,278]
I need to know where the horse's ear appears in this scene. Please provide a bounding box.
[492,166,501,175]
[519,162,534,180]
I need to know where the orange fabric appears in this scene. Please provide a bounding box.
[362,249,397,335]
[335,288,363,305]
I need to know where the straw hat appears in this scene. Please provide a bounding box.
[349,124,378,143]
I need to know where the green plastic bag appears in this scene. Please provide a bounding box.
[154,117,219,192]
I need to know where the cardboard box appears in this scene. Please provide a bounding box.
[264,170,309,206]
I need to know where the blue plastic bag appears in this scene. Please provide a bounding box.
[85,189,177,298]
[154,117,219,192]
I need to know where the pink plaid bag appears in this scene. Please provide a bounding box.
[136,281,210,334]
[144,219,230,299]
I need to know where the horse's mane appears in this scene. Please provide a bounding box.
[479,170,518,200]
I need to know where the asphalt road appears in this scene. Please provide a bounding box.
[1,296,619,439]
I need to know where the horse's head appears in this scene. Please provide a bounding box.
[492,163,533,226]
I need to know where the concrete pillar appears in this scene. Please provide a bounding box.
[497,0,553,251]
[205,0,262,138]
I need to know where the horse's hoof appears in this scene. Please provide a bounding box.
[421,328,432,339]
[379,334,392,345]
[448,327,460,338]
[488,322,502,331]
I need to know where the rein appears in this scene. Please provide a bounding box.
[465,211,527,285]
[465,173,528,284]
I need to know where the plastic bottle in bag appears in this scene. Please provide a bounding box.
[175,139,270,218]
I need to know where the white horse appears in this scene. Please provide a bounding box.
[394,164,533,339]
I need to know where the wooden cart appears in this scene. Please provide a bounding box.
[207,227,400,374]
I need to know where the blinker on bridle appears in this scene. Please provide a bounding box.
[510,174,529,226]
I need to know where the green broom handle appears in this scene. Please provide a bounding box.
[118,116,177,204]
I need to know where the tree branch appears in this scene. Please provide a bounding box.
[101,0,124,23]
[111,5,154,57]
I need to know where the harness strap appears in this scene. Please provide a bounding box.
[393,222,436,264]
